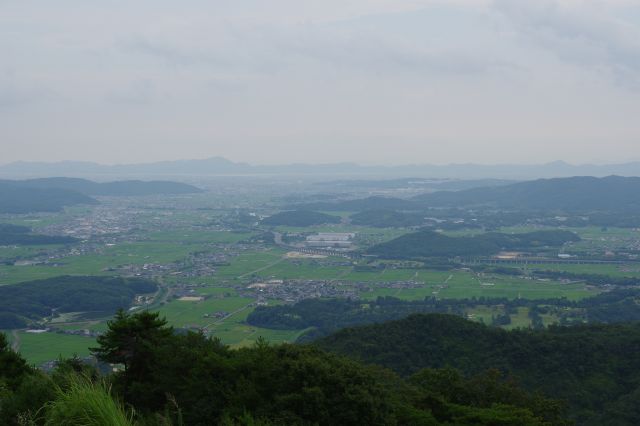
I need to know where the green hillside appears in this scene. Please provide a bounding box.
[413,176,640,212]
[0,311,572,425]
[316,313,640,424]
[0,276,157,328]
[350,209,426,227]
[367,229,580,259]
[0,183,97,213]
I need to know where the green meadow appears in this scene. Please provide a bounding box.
[16,332,96,366]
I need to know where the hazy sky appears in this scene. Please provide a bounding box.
[2,0,640,165]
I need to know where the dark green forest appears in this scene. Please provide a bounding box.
[247,289,640,339]
[0,276,157,329]
[350,209,426,228]
[3,308,640,423]
[316,313,640,425]
[0,311,572,425]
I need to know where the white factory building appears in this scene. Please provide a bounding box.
[305,233,355,248]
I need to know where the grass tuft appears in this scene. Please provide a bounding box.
[43,375,133,426]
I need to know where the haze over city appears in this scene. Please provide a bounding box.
[2,0,640,165]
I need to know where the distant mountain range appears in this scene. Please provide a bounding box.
[291,176,640,213]
[0,178,203,213]
[313,178,517,191]
[3,157,640,179]
[0,177,203,197]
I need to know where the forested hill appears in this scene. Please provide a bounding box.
[350,209,426,227]
[0,183,97,213]
[0,310,573,425]
[261,210,341,226]
[246,290,640,342]
[0,276,157,329]
[367,229,580,259]
[0,177,203,196]
[413,175,640,212]
[315,313,640,424]
[287,176,640,214]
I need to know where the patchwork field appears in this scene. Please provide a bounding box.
[2,203,638,367]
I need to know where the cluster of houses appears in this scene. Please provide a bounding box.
[242,278,425,302]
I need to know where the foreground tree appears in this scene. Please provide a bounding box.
[92,310,173,369]
[0,333,30,389]
[90,309,173,403]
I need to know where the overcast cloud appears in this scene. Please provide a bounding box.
[1,0,639,165]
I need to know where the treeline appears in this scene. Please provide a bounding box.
[367,230,580,259]
[532,270,640,287]
[0,276,157,329]
[316,313,640,425]
[0,311,571,425]
[248,297,476,340]
[580,288,640,323]
[471,266,640,288]
[0,223,77,246]
[247,289,640,339]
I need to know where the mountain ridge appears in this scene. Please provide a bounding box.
[0,178,203,213]
[3,157,640,179]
